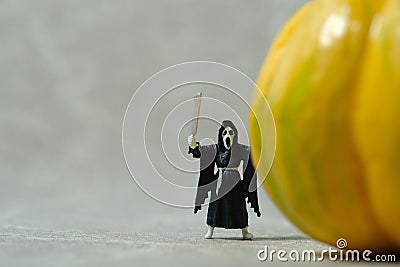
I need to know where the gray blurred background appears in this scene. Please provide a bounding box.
[0,1,329,266]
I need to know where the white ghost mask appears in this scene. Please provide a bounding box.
[222,126,234,150]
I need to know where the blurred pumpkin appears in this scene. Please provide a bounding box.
[249,0,400,251]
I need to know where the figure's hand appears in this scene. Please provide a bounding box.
[255,210,261,217]
[194,205,201,214]
[188,135,197,148]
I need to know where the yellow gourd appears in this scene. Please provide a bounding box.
[249,0,400,251]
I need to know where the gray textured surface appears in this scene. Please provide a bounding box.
[0,0,377,266]
[0,227,324,267]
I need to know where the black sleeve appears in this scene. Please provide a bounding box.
[243,150,261,217]
[194,144,217,208]
[188,142,201,158]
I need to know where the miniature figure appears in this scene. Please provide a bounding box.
[188,120,261,240]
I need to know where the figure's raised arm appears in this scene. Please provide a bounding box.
[188,135,201,158]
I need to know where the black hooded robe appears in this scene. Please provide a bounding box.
[189,121,261,229]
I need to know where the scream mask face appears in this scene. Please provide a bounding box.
[222,126,235,150]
